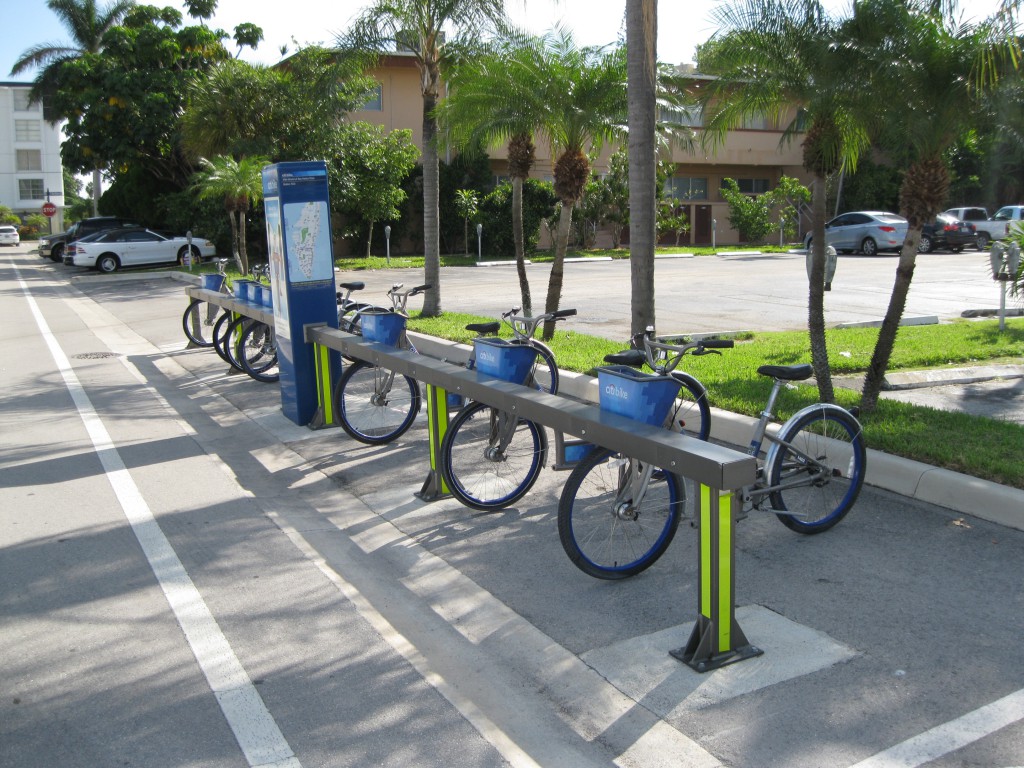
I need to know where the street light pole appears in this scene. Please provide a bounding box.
[476,223,482,263]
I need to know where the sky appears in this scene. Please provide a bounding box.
[3,0,1010,81]
[3,0,770,80]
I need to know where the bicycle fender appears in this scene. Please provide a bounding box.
[762,402,860,471]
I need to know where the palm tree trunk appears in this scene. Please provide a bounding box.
[228,210,243,274]
[627,0,658,338]
[91,168,102,216]
[543,201,574,339]
[238,212,249,275]
[808,175,833,402]
[366,220,375,259]
[861,229,921,413]
[421,92,441,316]
[512,176,532,315]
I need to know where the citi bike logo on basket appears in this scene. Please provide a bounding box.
[478,347,499,367]
[604,382,631,402]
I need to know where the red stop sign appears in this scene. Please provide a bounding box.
[42,202,57,217]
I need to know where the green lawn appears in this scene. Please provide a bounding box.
[409,312,1024,490]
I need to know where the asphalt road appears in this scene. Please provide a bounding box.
[2,244,1023,768]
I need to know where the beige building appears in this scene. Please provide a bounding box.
[349,54,810,247]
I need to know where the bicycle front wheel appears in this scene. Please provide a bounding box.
[768,405,866,534]
[667,372,711,441]
[558,448,684,580]
[182,299,221,347]
[219,316,249,372]
[237,321,279,383]
[526,341,559,395]
[440,401,547,510]
[335,361,421,444]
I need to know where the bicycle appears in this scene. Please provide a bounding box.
[333,283,430,444]
[439,308,575,511]
[182,258,230,346]
[557,329,866,580]
[213,263,273,372]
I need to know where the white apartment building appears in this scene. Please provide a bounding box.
[0,82,66,233]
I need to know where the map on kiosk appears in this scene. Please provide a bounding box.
[283,201,333,283]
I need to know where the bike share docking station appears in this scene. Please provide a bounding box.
[303,323,763,672]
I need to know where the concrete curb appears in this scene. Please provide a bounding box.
[412,333,1024,534]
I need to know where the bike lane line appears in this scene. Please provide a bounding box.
[12,260,301,768]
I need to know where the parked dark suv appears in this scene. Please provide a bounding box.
[40,216,142,263]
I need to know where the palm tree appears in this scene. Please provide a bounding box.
[11,0,136,215]
[533,29,629,339]
[337,0,509,317]
[192,155,269,275]
[626,0,659,338]
[436,34,547,314]
[697,0,875,403]
[850,0,1020,413]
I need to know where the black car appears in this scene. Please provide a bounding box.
[918,213,976,253]
[40,216,142,263]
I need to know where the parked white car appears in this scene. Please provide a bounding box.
[66,228,216,273]
[0,225,20,246]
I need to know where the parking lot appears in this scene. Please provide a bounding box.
[2,244,1023,768]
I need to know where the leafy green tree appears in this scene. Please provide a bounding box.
[657,199,690,246]
[10,0,137,212]
[601,149,631,249]
[698,0,877,403]
[454,190,479,257]
[0,206,19,226]
[192,155,269,274]
[338,0,510,317]
[332,124,419,258]
[849,0,1020,413]
[475,180,558,257]
[437,34,547,313]
[720,177,775,242]
[49,5,232,193]
[524,30,629,338]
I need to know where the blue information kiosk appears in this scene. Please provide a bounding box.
[262,161,339,425]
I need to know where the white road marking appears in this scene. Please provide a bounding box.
[849,687,1024,768]
[14,262,301,768]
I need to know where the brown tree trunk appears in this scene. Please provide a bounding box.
[421,90,441,316]
[626,0,658,338]
[512,176,532,315]
[808,175,833,403]
[542,201,574,339]
[861,229,921,413]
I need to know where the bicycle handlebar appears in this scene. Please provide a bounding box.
[623,328,733,374]
[501,307,576,340]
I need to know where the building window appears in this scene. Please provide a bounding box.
[15,120,42,141]
[362,84,383,111]
[659,105,703,127]
[666,176,708,200]
[19,179,45,200]
[726,178,771,195]
[13,89,39,112]
[740,113,772,130]
[17,149,42,171]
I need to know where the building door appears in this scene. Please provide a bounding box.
[694,205,712,244]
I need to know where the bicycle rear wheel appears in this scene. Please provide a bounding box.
[182,298,221,347]
[237,321,279,383]
[334,360,421,444]
[558,448,684,580]
[440,401,547,510]
[769,405,866,534]
[217,315,248,372]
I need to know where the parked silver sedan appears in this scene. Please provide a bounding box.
[803,211,909,256]
[66,228,216,273]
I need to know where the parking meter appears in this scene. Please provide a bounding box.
[989,241,1021,280]
[806,245,838,291]
[988,241,1020,331]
